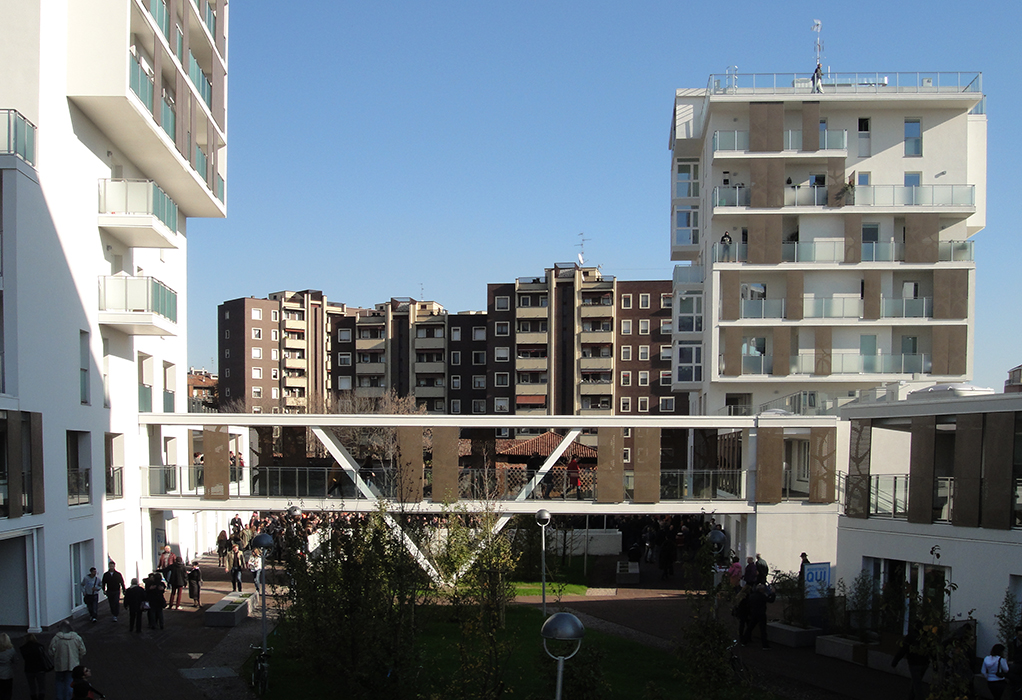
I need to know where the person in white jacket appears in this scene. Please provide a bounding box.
[48,622,85,700]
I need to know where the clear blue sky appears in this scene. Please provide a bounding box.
[187,0,1022,391]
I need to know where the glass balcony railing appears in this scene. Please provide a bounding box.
[804,297,863,319]
[868,475,909,518]
[68,468,91,506]
[881,296,933,318]
[216,174,225,203]
[713,186,750,206]
[784,185,828,206]
[129,53,154,111]
[830,352,932,375]
[1,109,36,165]
[98,179,179,233]
[861,241,904,262]
[161,96,175,140]
[938,240,974,262]
[784,130,801,150]
[782,240,844,262]
[713,242,748,263]
[739,298,785,319]
[660,470,745,500]
[934,477,954,522]
[148,0,170,40]
[819,129,847,149]
[187,51,212,108]
[99,275,178,322]
[713,131,749,151]
[106,467,124,499]
[854,185,975,207]
[195,145,208,180]
[741,353,773,375]
[163,390,175,413]
[139,384,153,413]
[713,129,847,152]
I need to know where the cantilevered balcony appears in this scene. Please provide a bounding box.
[712,129,846,153]
[98,179,180,248]
[853,185,975,209]
[1,109,36,165]
[98,275,177,336]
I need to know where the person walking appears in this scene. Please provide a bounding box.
[48,622,85,700]
[19,633,51,700]
[227,543,245,592]
[248,547,264,595]
[743,583,773,648]
[167,555,187,609]
[891,621,929,700]
[123,578,146,633]
[101,561,125,622]
[187,561,203,607]
[982,644,1010,700]
[70,665,105,699]
[0,633,16,700]
[145,572,167,630]
[216,530,230,567]
[80,568,102,622]
[157,545,174,579]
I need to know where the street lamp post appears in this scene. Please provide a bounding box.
[536,509,551,616]
[541,612,585,700]
[251,531,274,653]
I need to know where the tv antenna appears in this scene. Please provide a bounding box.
[811,20,823,64]
[419,282,425,299]
[576,232,590,266]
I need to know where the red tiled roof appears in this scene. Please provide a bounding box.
[497,431,597,459]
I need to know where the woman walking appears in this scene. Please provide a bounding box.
[19,633,51,700]
[0,633,16,700]
[187,561,203,607]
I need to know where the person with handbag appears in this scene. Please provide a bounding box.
[123,578,147,633]
[982,644,1010,700]
[19,633,52,700]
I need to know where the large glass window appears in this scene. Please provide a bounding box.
[676,341,703,383]
[904,118,922,156]
[676,294,703,332]
[674,205,700,246]
[675,160,700,198]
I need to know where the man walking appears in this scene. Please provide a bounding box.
[227,543,245,592]
[123,578,146,633]
[101,561,125,622]
[80,568,102,622]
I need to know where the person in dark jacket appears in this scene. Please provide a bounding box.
[145,572,167,630]
[167,556,188,609]
[101,561,125,622]
[742,584,772,648]
[70,665,105,699]
[891,621,929,699]
[187,561,203,608]
[19,633,50,700]
[123,578,147,633]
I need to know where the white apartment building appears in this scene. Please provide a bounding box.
[670,71,986,419]
[0,0,229,630]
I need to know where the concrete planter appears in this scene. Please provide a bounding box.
[815,634,871,665]
[767,622,823,648]
[204,592,254,627]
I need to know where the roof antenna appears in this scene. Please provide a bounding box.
[576,232,590,266]
[812,20,823,65]
[419,282,424,299]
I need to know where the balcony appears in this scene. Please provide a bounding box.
[713,186,750,207]
[861,242,905,262]
[355,336,386,351]
[673,265,704,286]
[98,275,178,335]
[803,297,863,319]
[791,353,933,375]
[853,185,975,208]
[355,363,386,375]
[515,306,548,319]
[784,185,829,206]
[579,381,612,395]
[1,109,36,165]
[105,466,124,499]
[515,357,547,371]
[139,383,153,412]
[660,470,745,500]
[737,299,785,319]
[580,305,613,318]
[414,386,444,399]
[283,357,306,369]
[880,297,933,318]
[413,336,445,350]
[97,179,180,248]
[283,335,306,349]
[579,357,613,371]
[938,240,974,262]
[163,389,175,413]
[283,316,306,331]
[516,331,549,344]
[712,129,846,152]
[852,474,954,523]
[414,361,445,374]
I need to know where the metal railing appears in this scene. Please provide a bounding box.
[98,179,179,233]
[99,275,178,322]
[707,72,982,96]
[854,185,975,207]
[1,109,36,164]
[938,240,974,262]
[881,297,933,318]
[804,297,863,319]
[68,469,91,506]
[660,469,745,500]
[784,185,829,206]
[106,467,124,499]
[739,298,785,319]
[782,467,811,500]
[868,475,909,518]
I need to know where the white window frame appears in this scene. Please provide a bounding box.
[451,375,461,389]
[660,345,672,361]
[451,327,462,341]
[271,329,279,341]
[495,321,510,336]
[660,370,672,386]
[621,319,632,335]
[252,328,262,340]
[660,293,672,309]
[620,396,632,412]
[620,371,631,387]
[660,396,675,412]
[271,368,279,380]
[451,351,461,366]
[252,308,262,320]
[623,447,631,463]
[638,345,649,361]
[338,328,351,342]
[271,348,279,361]
[472,399,486,414]
[472,351,486,365]
[252,386,262,398]
[620,294,632,310]
[495,372,509,387]
[271,387,280,399]
[660,320,672,335]
[473,327,486,341]
[639,293,650,309]
[620,345,632,361]
[637,396,649,412]
[451,399,461,414]
[252,367,262,379]
[472,375,486,389]
[639,319,650,335]
[494,397,509,413]
[338,352,352,366]
[495,347,509,362]
[271,310,279,322]
[638,371,649,386]
[251,347,262,360]
[495,296,510,311]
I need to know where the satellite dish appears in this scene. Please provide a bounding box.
[577,252,584,266]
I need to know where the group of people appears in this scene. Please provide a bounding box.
[523,454,585,500]
[728,553,775,648]
[0,622,104,700]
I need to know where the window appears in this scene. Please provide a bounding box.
[271,368,279,380]
[224,367,230,377]
[639,346,649,361]
[904,118,922,156]
[224,348,230,358]
[858,117,871,157]
[271,329,279,341]
[676,294,703,332]
[271,387,280,399]
[904,172,922,188]
[224,387,230,396]
[338,328,351,342]
[661,294,672,309]
[495,347,509,362]
[660,319,672,335]
[251,347,262,359]
[621,320,632,335]
[252,308,262,320]
[416,327,427,338]
[472,351,486,365]
[660,396,675,412]
[638,396,649,412]
[620,371,631,386]
[494,397,509,413]
[518,295,531,307]
[495,321,510,336]
[224,310,229,320]
[67,431,91,506]
[473,375,486,389]
[451,351,461,365]
[79,331,90,405]
[495,372,509,387]
[271,310,279,322]
[539,295,548,307]
[495,296,510,311]
[252,328,262,340]
[639,293,650,309]
[639,319,650,335]
[451,375,461,389]
[473,327,486,341]
[224,329,230,339]
[252,386,262,398]
[638,371,649,386]
[620,396,632,412]
[675,160,700,198]
[338,352,352,366]
[451,327,462,341]
[472,399,486,414]
[620,294,632,310]
[620,345,632,361]
[660,370,672,386]
[252,367,262,379]
[434,400,444,412]
[271,349,279,361]
[660,345,672,361]
[451,399,461,414]
[677,341,703,382]
[674,204,699,246]
[623,447,631,463]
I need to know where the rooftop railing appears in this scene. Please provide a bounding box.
[707,72,982,96]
